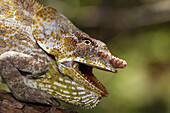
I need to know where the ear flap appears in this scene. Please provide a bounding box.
[32,7,60,53]
[32,7,84,54]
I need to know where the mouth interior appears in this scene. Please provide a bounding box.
[77,62,108,97]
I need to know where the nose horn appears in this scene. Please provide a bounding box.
[98,51,127,68]
[110,56,127,68]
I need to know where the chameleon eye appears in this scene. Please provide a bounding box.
[82,38,93,45]
[85,40,90,44]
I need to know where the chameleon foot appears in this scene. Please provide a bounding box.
[0,51,59,106]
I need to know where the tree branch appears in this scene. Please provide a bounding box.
[0,90,79,113]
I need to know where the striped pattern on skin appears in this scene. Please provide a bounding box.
[24,59,102,108]
[0,0,127,109]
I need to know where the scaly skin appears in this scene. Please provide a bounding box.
[0,0,127,109]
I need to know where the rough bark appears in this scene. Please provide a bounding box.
[0,90,79,113]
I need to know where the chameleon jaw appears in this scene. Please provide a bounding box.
[61,61,112,97]
[60,53,127,98]
[73,62,109,97]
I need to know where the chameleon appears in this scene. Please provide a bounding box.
[0,0,127,109]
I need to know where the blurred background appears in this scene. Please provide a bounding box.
[40,0,170,113]
[2,0,170,113]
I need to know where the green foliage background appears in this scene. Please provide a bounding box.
[2,0,170,113]
[41,0,170,112]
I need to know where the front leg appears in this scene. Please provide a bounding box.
[0,51,59,106]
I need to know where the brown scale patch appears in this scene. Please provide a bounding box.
[21,14,29,21]
[59,28,68,35]
[5,9,13,17]
[19,41,32,48]
[22,0,30,10]
[41,57,47,62]
[18,46,24,51]
[32,19,36,25]
[0,48,8,53]
[0,49,3,53]
[5,34,9,38]
[10,35,17,42]
[0,26,6,32]
[63,37,77,51]
[46,47,49,50]
[15,32,29,40]
[15,15,23,21]
[13,43,17,47]
[6,29,12,34]
[15,10,20,15]
[0,39,6,48]
[4,4,9,10]
[23,18,32,26]
[34,64,39,71]
[4,39,9,43]
[26,36,36,44]
[7,42,12,49]
[51,31,55,37]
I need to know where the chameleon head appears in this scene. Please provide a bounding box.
[32,7,127,108]
[56,32,127,97]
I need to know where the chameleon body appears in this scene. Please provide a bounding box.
[0,0,127,108]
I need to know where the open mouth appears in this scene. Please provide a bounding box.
[72,61,111,97]
[61,55,127,98]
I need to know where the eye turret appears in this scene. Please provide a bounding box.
[81,38,93,45]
